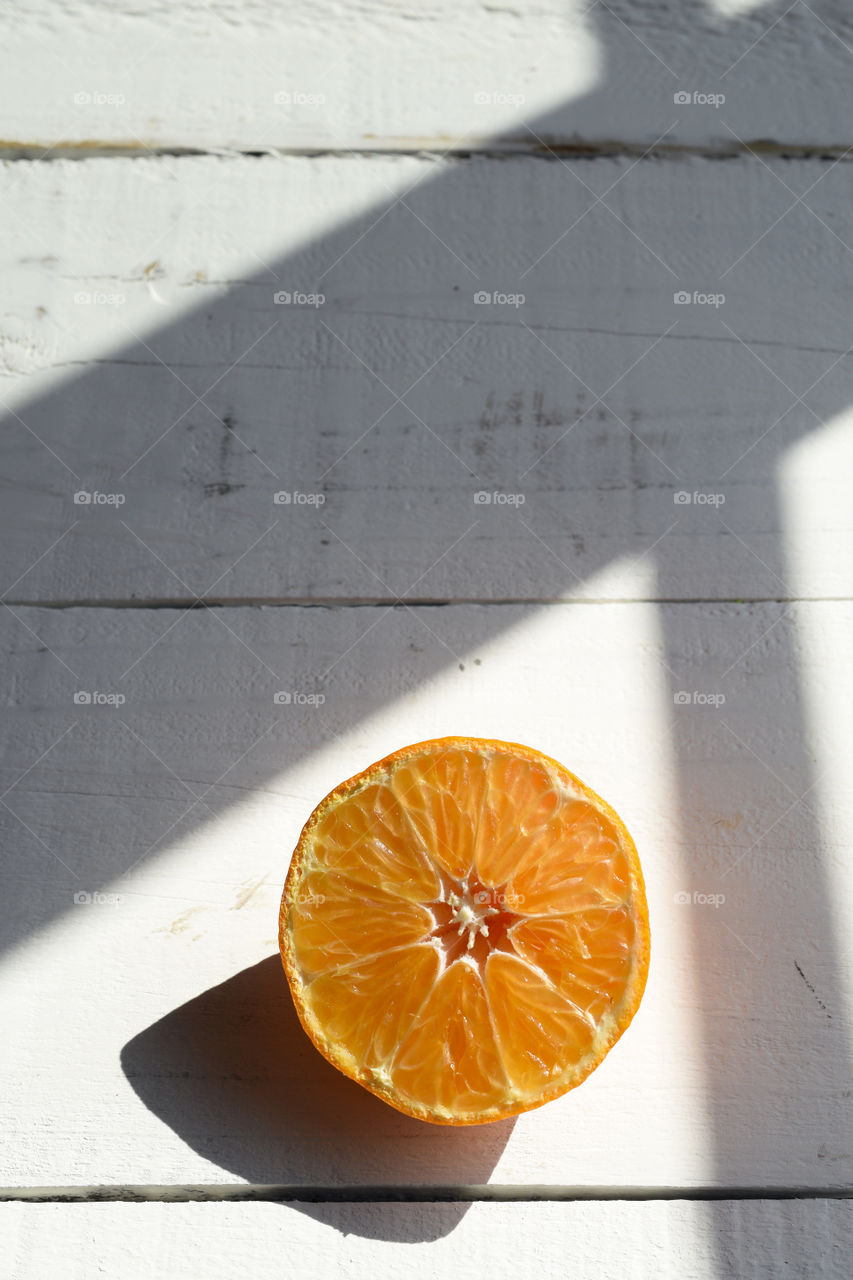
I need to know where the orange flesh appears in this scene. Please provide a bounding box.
[280,738,650,1125]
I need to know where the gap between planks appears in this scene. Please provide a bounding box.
[2,1185,853,1205]
[3,597,852,610]
[2,141,853,163]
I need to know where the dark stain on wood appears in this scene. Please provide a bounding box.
[204,412,246,498]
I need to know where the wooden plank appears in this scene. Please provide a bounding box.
[2,153,852,604]
[4,1200,852,1279]
[3,2,853,152]
[1,601,851,1188]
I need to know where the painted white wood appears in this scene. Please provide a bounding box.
[1,601,851,1188]
[3,1,853,152]
[3,153,852,604]
[4,1200,852,1279]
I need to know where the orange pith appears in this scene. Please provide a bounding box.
[279,737,650,1125]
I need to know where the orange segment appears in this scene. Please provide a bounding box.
[391,960,509,1115]
[508,801,630,915]
[389,747,489,880]
[288,870,433,977]
[485,952,596,1094]
[303,945,440,1070]
[313,781,440,903]
[509,908,634,1022]
[280,737,650,1125]
[473,753,561,887]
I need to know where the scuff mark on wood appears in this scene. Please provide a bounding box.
[794,961,832,1020]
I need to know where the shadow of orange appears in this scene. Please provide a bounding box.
[121,955,515,1239]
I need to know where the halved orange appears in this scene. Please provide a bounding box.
[279,737,649,1125]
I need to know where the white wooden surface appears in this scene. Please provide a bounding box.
[3,1,853,152]
[0,601,851,1188]
[5,1201,853,1279]
[3,154,852,603]
[3,0,853,1264]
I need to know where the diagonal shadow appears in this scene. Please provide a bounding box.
[0,0,850,1250]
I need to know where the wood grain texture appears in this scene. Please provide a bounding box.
[4,1200,853,1278]
[3,1,853,151]
[2,153,852,604]
[1,601,850,1188]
